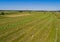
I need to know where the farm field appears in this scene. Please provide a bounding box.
[0,11,60,42]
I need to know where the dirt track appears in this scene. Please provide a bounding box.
[5,14,30,17]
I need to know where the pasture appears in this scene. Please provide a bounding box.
[0,11,60,42]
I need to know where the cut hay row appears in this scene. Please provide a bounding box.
[13,15,51,42]
[0,14,50,42]
[4,14,30,17]
[0,13,60,42]
[0,14,49,38]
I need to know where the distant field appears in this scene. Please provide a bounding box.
[0,11,60,42]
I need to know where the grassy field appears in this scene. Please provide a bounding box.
[0,11,60,42]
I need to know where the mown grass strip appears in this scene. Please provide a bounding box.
[0,13,50,41]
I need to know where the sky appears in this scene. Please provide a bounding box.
[0,0,60,10]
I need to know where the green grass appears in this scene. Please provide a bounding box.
[0,12,60,42]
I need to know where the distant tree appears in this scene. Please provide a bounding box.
[19,11,23,13]
[58,10,60,12]
[1,12,5,15]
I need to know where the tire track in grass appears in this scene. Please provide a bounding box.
[0,14,36,32]
[37,19,53,42]
[2,13,44,30]
[25,20,52,42]
[56,19,60,42]
[0,14,50,41]
[0,14,49,41]
[12,15,50,42]
[0,13,50,41]
[36,24,52,42]
[0,14,42,25]
[0,15,37,34]
[50,14,58,42]
[4,16,50,42]
[44,26,56,42]
[42,22,54,42]
[0,14,45,37]
[43,14,57,42]
[0,16,36,35]
[44,20,56,42]
[12,14,51,42]
[54,15,58,42]
[0,17,39,38]
[30,16,53,42]
[0,13,49,37]
[40,14,55,42]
